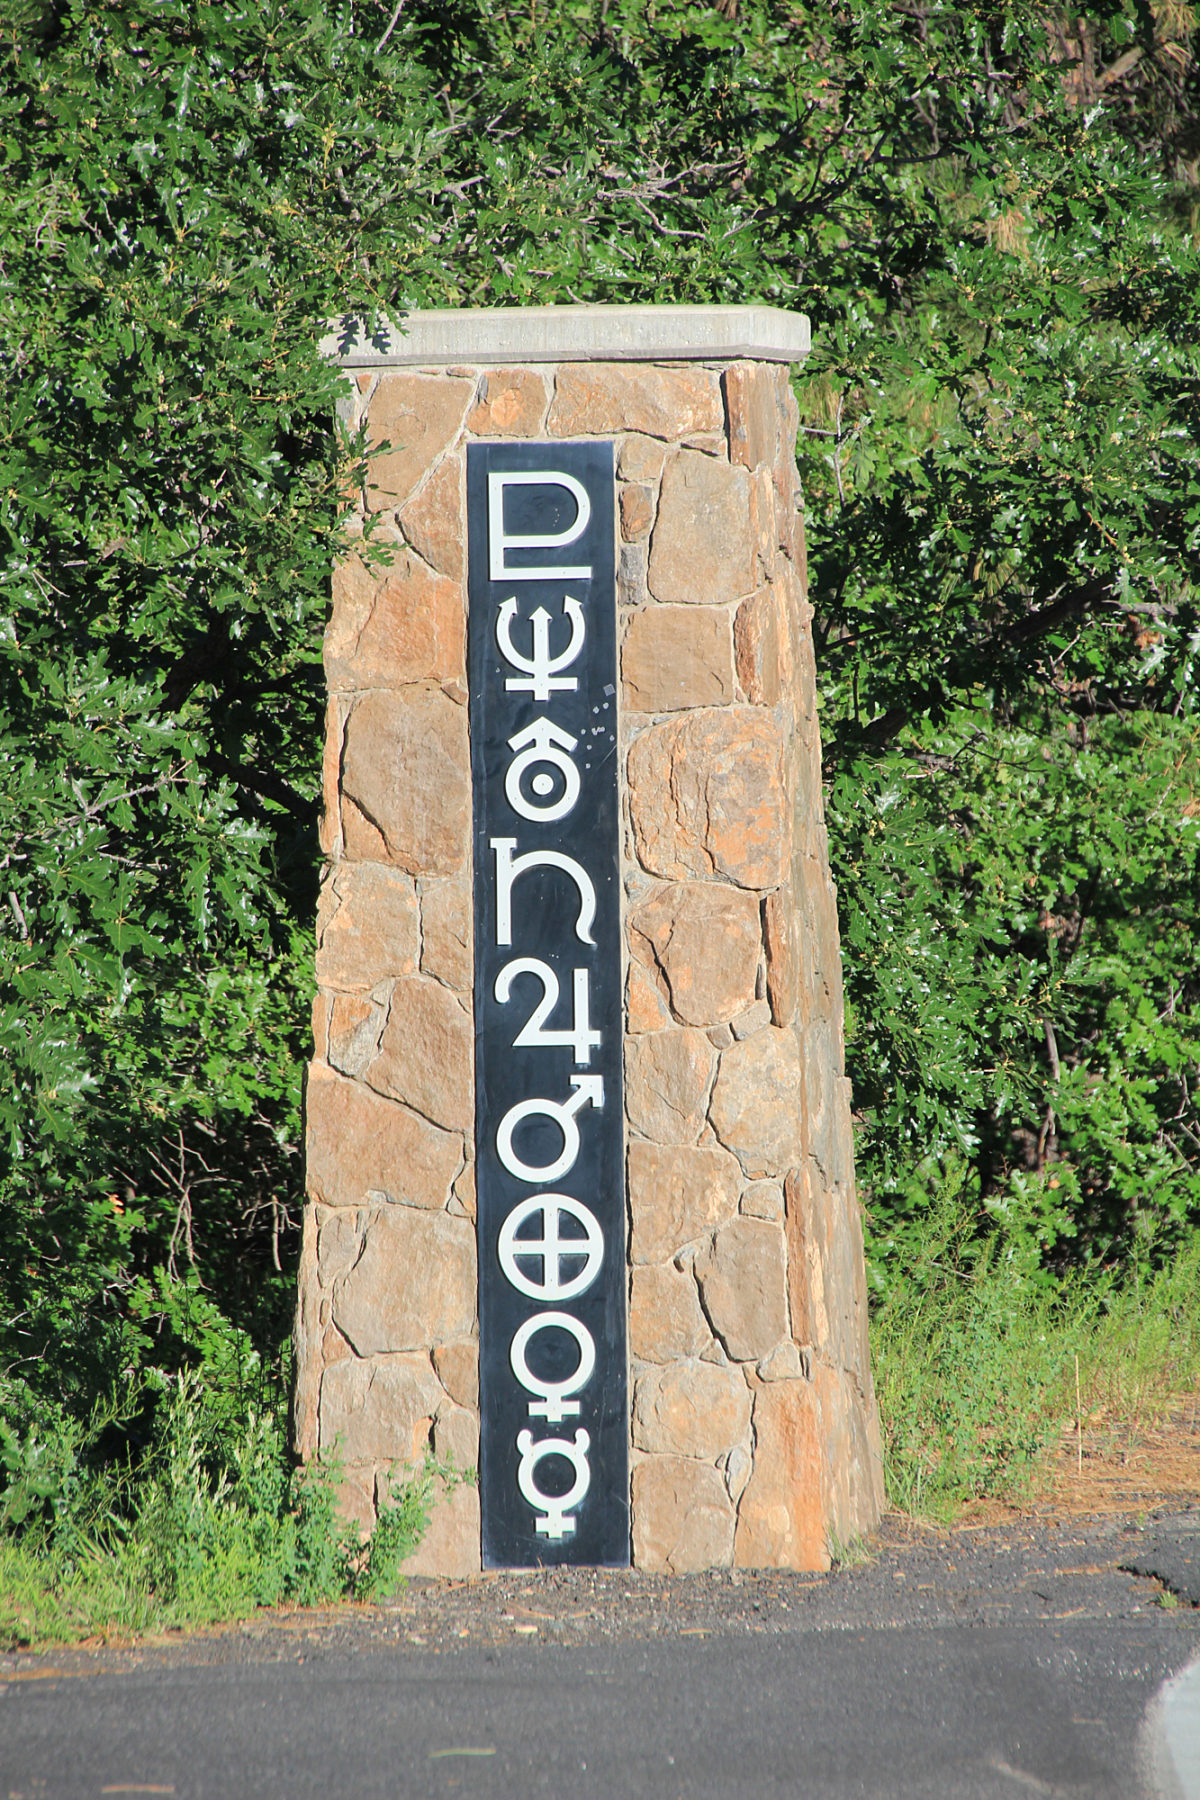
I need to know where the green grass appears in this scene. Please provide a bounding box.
[872,1215,1200,1520]
[0,1375,446,1650]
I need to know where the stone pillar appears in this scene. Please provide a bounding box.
[293,305,884,1576]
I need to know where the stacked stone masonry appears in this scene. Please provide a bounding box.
[293,347,884,1576]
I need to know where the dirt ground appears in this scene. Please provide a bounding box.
[953,1394,1200,1527]
[1044,1395,1200,1513]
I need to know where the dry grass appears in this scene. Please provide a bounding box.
[1041,1393,1200,1516]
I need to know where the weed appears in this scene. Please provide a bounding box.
[872,1184,1200,1519]
[827,1530,875,1572]
[0,1372,449,1648]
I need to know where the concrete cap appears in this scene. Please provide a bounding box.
[322,304,810,367]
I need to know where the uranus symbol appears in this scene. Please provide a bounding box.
[516,1428,591,1539]
[496,596,585,703]
[505,718,580,823]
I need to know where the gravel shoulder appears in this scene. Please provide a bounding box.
[2,1503,1196,1679]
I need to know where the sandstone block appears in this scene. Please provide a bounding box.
[333,1208,475,1355]
[327,992,384,1079]
[399,1477,482,1578]
[367,374,473,508]
[734,1380,828,1571]
[793,608,821,739]
[467,367,547,436]
[548,364,722,441]
[648,451,754,605]
[451,1160,477,1222]
[749,466,779,587]
[306,1062,462,1212]
[625,1028,714,1145]
[723,361,782,470]
[419,874,472,992]
[740,1179,784,1222]
[789,1147,872,1382]
[341,687,469,877]
[433,1405,479,1471]
[777,490,802,570]
[320,700,344,858]
[316,1208,362,1286]
[322,1322,353,1366]
[762,888,799,1027]
[632,1457,735,1573]
[326,549,464,692]
[758,1341,806,1382]
[334,1463,377,1539]
[731,1000,772,1040]
[341,795,388,864]
[626,959,674,1034]
[784,1165,831,1353]
[799,862,844,1030]
[782,496,808,583]
[633,1361,751,1459]
[627,709,788,890]
[815,1364,886,1539]
[798,1021,837,1181]
[694,1218,789,1362]
[630,883,760,1026]
[309,993,333,1073]
[618,541,648,608]
[293,1207,322,1460]
[709,1027,804,1178]
[734,582,791,707]
[316,865,419,991]
[433,1339,479,1411]
[319,1351,442,1463]
[627,1141,741,1263]
[684,433,727,455]
[620,484,655,540]
[617,434,667,482]
[399,454,464,580]
[723,1443,752,1505]
[629,1261,711,1362]
[621,607,734,713]
[366,974,473,1133]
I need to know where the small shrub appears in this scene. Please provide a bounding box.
[0,1371,446,1648]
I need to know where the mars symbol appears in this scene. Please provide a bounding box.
[468,441,629,1568]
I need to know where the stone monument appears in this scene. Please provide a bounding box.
[293,305,884,1575]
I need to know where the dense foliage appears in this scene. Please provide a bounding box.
[1,0,1196,1528]
[1,1372,442,1642]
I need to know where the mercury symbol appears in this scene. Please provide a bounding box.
[516,1428,592,1539]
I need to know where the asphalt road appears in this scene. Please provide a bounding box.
[2,1510,1198,1800]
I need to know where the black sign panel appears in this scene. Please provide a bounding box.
[468,441,629,1568]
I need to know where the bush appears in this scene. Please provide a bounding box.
[0,1369,441,1647]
